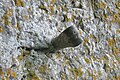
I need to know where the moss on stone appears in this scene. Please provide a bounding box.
[38,64,49,74]
[68,67,83,79]
[14,0,24,7]
[0,26,3,33]
[97,1,106,9]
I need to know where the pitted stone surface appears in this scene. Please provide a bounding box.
[0,0,120,80]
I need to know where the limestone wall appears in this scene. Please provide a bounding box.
[0,0,120,80]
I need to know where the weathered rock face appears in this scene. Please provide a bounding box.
[0,0,120,80]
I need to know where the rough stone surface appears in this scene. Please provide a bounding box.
[0,0,120,80]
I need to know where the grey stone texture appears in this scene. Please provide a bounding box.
[0,0,120,80]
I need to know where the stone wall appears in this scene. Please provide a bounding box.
[0,0,120,80]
